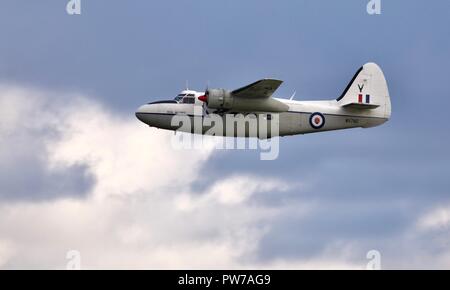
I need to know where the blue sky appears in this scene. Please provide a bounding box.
[0,0,450,269]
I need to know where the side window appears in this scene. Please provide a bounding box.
[182,97,195,104]
[187,94,195,104]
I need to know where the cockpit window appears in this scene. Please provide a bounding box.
[174,94,186,102]
[174,93,196,103]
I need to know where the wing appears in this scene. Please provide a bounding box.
[232,79,283,98]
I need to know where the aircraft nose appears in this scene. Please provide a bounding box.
[135,104,149,123]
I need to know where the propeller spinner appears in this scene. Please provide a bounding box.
[198,87,209,103]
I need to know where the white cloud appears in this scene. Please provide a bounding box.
[0,84,362,269]
[0,240,15,268]
[175,175,291,211]
[417,206,450,231]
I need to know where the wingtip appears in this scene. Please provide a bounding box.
[262,78,283,83]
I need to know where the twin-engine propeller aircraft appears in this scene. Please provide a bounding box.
[135,62,391,138]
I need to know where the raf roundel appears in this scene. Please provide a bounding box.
[309,112,325,129]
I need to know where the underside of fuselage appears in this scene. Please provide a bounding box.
[135,105,388,138]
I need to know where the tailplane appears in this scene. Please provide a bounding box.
[336,62,391,119]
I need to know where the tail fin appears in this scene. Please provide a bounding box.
[336,62,391,119]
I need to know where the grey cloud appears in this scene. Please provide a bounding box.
[0,159,93,201]
[0,134,95,201]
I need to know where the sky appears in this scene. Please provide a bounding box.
[0,0,450,269]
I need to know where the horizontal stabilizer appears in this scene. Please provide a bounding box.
[336,62,391,118]
[342,103,380,109]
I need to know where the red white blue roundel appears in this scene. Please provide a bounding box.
[309,112,325,129]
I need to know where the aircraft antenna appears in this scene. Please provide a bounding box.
[290,90,297,100]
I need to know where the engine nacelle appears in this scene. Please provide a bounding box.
[200,88,289,113]
[205,89,234,110]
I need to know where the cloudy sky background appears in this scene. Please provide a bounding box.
[1,0,450,269]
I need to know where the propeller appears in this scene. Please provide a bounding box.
[198,83,209,103]
[198,93,208,103]
[199,83,209,115]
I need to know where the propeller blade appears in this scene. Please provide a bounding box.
[198,82,209,103]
